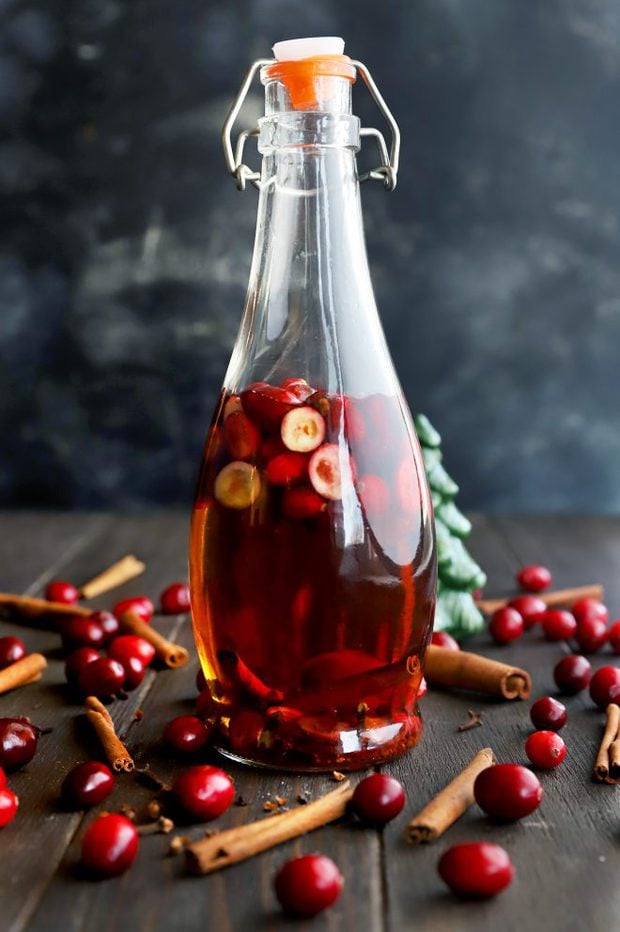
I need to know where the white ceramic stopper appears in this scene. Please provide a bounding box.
[272,37,345,62]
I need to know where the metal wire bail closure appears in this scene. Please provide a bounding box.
[221,56,401,192]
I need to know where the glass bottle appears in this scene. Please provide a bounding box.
[190,39,436,771]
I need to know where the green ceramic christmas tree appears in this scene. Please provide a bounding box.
[415,414,486,639]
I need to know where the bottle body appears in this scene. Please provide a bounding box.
[189,70,436,771]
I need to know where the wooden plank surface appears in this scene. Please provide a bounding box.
[0,512,618,932]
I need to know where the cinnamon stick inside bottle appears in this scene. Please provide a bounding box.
[424,645,531,699]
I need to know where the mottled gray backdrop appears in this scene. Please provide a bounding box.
[1,0,619,511]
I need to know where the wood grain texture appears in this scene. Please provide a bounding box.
[0,512,618,932]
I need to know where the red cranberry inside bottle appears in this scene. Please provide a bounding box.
[0,718,39,770]
[195,667,207,693]
[474,763,543,821]
[65,647,100,685]
[541,609,577,642]
[0,787,19,828]
[525,731,566,769]
[516,564,552,592]
[45,580,79,605]
[575,616,608,653]
[108,634,156,668]
[489,607,524,645]
[81,813,139,877]
[61,617,105,651]
[88,611,119,642]
[62,761,115,808]
[112,596,154,624]
[172,765,234,821]
[438,842,514,897]
[160,582,191,615]
[431,631,460,651]
[589,665,620,708]
[351,773,405,826]
[553,654,591,694]
[530,696,567,731]
[78,657,126,698]
[507,595,547,629]
[164,715,210,753]
[0,636,26,670]
[274,854,343,917]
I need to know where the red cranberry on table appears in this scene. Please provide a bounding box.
[112,596,154,624]
[516,564,552,593]
[108,634,156,668]
[0,718,39,770]
[0,766,5,788]
[160,582,191,615]
[78,657,126,698]
[88,611,119,642]
[45,580,79,605]
[438,842,514,897]
[553,654,592,695]
[0,787,19,828]
[541,610,577,642]
[608,621,620,655]
[575,615,608,653]
[81,813,139,877]
[525,731,566,769]
[0,636,26,670]
[61,617,105,651]
[62,761,115,808]
[431,631,460,651]
[121,655,146,691]
[164,716,211,753]
[65,647,100,685]
[530,696,567,731]
[351,774,405,826]
[474,763,543,821]
[572,598,608,625]
[173,765,234,821]
[507,595,547,629]
[489,607,524,645]
[589,666,620,708]
[274,854,343,917]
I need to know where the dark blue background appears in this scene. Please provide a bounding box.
[2,1,619,511]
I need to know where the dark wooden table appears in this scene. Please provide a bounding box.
[0,512,618,932]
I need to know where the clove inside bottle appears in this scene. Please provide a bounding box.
[189,39,437,771]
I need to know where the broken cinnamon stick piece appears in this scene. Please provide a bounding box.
[80,555,146,599]
[0,593,91,621]
[406,747,496,844]
[186,781,353,875]
[425,645,531,699]
[0,653,47,695]
[475,583,603,616]
[594,703,620,785]
[85,696,134,772]
[118,610,189,668]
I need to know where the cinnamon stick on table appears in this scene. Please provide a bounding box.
[406,747,495,844]
[0,593,91,621]
[118,610,189,668]
[0,653,47,695]
[186,781,353,875]
[425,645,531,699]
[85,696,134,772]
[80,555,146,600]
[475,583,604,616]
[594,703,620,785]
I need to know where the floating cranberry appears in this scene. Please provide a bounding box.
[309,444,346,500]
[160,582,191,615]
[173,765,234,821]
[589,665,620,708]
[65,647,100,685]
[0,788,18,828]
[516,564,552,592]
[431,631,460,651]
[474,763,543,821]
[438,843,514,898]
[575,615,608,653]
[280,406,326,453]
[530,696,567,731]
[164,715,210,753]
[78,657,126,698]
[507,595,547,629]
[280,377,314,401]
[0,718,39,770]
[265,452,309,486]
[553,654,591,694]
[489,607,524,645]
[112,596,154,624]
[357,474,389,516]
[0,636,26,670]
[108,635,156,668]
[525,731,566,769]
[572,598,608,625]
[81,813,139,877]
[88,611,119,642]
[61,616,105,651]
[609,621,620,655]
[214,461,261,509]
[301,650,382,688]
[121,655,145,690]
[62,761,115,808]
[541,609,577,642]
[45,580,79,605]
[274,854,343,917]
[351,774,405,826]
[240,384,299,429]
[282,486,326,519]
[223,410,261,460]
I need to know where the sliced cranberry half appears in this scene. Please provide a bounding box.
[214,461,261,509]
[309,443,348,501]
[281,406,326,453]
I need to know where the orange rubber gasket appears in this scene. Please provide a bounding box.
[263,55,357,110]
